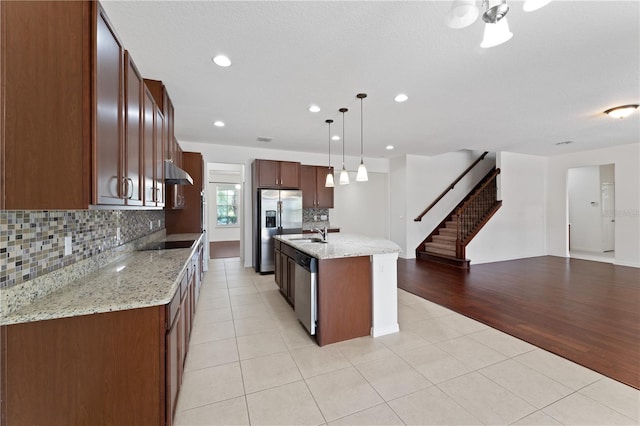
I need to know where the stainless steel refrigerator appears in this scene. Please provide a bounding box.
[254,189,302,273]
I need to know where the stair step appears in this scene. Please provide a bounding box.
[425,241,455,249]
[444,221,458,229]
[423,244,456,257]
[433,234,456,243]
[439,228,457,236]
[417,252,470,269]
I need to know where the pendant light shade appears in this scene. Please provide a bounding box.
[339,107,349,185]
[446,0,479,29]
[604,104,639,119]
[324,119,335,187]
[480,17,513,48]
[356,93,369,182]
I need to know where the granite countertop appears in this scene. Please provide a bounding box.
[276,233,401,259]
[1,234,203,326]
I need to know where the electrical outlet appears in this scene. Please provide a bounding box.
[157,219,161,228]
[116,227,121,241]
[149,221,153,230]
[64,236,72,256]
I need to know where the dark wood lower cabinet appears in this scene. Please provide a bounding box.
[1,307,164,425]
[316,256,372,346]
[0,245,204,426]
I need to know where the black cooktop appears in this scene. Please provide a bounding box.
[138,240,196,251]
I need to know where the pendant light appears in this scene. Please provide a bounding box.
[338,108,349,185]
[356,93,369,182]
[325,119,335,187]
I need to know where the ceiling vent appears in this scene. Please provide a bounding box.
[257,136,273,143]
[554,140,574,145]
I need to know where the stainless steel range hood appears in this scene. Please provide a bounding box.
[164,160,193,185]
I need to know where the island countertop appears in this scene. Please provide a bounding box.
[275,233,401,259]
[1,234,203,326]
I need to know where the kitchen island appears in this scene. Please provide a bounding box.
[274,233,401,346]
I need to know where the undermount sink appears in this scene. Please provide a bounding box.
[289,237,327,244]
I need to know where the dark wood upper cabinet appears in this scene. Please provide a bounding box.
[142,86,157,207]
[254,160,300,189]
[94,6,125,205]
[301,165,334,208]
[165,152,204,234]
[145,79,184,210]
[124,51,143,206]
[154,106,165,207]
[1,1,172,209]
[1,1,92,209]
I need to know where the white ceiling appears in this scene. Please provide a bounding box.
[101,0,639,159]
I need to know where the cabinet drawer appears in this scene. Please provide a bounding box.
[281,242,297,258]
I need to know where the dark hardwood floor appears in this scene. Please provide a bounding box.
[397,256,640,389]
[210,241,240,259]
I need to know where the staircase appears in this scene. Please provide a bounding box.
[417,167,502,269]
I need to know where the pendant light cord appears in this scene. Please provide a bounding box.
[339,108,348,168]
[342,110,345,168]
[360,97,363,160]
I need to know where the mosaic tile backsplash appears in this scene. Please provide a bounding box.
[0,210,164,288]
[302,208,330,230]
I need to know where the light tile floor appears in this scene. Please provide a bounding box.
[174,258,640,426]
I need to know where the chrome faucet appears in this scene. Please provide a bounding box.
[314,226,328,241]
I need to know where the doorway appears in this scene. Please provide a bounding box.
[567,164,615,263]
[207,163,245,260]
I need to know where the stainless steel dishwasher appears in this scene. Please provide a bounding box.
[294,249,317,335]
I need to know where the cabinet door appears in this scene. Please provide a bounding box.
[274,248,282,289]
[142,87,156,206]
[287,257,296,305]
[166,313,180,426]
[300,165,317,208]
[180,294,189,369]
[257,160,279,188]
[94,7,125,205]
[124,51,143,206]
[316,166,334,208]
[154,107,165,206]
[279,161,300,188]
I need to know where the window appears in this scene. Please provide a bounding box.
[216,184,239,226]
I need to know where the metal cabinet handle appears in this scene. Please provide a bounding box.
[126,177,134,199]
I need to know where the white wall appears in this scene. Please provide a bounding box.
[389,156,407,257]
[389,150,496,258]
[547,143,640,267]
[179,141,389,267]
[331,171,389,239]
[466,152,547,264]
[567,166,602,252]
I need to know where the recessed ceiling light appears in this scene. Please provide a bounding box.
[212,55,231,67]
[332,135,340,141]
[394,94,408,103]
[386,145,395,150]
[214,121,225,127]
[309,105,320,113]
[604,104,639,119]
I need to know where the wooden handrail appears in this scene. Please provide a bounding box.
[414,151,489,222]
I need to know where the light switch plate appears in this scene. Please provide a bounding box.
[116,227,121,241]
[64,236,72,256]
